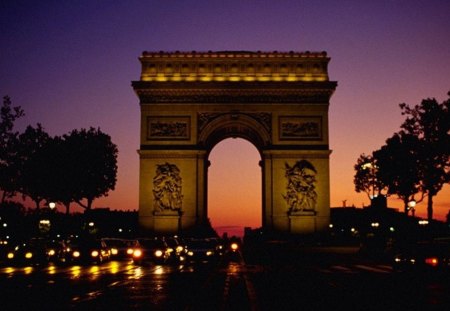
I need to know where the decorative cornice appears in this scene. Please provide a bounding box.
[132,82,336,104]
[137,50,332,83]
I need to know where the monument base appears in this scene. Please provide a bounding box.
[289,210,317,235]
[153,210,181,234]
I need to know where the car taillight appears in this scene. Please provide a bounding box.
[425,257,439,267]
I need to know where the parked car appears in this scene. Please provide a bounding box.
[102,238,138,260]
[392,238,450,274]
[132,238,170,265]
[62,238,111,265]
[5,237,65,266]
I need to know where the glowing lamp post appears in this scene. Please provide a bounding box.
[407,200,416,217]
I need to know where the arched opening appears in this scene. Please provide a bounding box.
[207,138,262,238]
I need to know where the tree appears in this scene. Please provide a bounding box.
[373,133,422,214]
[353,153,387,203]
[0,96,24,203]
[17,124,51,210]
[399,93,450,220]
[64,127,118,211]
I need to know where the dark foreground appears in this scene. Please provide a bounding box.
[1,242,449,310]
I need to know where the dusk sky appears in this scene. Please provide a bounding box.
[2,1,449,235]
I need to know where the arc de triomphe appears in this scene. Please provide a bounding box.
[132,51,337,235]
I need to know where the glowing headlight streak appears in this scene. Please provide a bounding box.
[108,261,120,274]
[47,265,57,275]
[71,266,81,278]
[24,267,33,274]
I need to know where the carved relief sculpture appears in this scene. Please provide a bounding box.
[147,117,190,140]
[283,160,318,213]
[279,116,322,140]
[153,163,183,212]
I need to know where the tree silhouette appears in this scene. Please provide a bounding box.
[17,124,51,210]
[373,133,422,213]
[63,127,118,211]
[0,96,24,203]
[399,93,450,220]
[353,153,387,202]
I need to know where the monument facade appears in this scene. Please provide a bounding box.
[132,51,337,235]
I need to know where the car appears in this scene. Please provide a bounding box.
[164,236,187,263]
[392,238,450,274]
[5,237,65,266]
[102,238,138,260]
[132,238,170,265]
[62,238,111,265]
[184,238,219,263]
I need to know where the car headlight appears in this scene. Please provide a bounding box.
[206,251,214,256]
[7,252,14,259]
[187,251,194,256]
[25,252,33,259]
[91,250,99,257]
[176,246,184,253]
[73,251,80,258]
[133,249,142,258]
[111,248,118,255]
[127,248,134,255]
[154,250,163,257]
[48,249,56,256]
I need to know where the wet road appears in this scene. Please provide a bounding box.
[0,246,449,310]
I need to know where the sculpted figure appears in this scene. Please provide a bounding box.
[153,162,183,212]
[283,160,317,212]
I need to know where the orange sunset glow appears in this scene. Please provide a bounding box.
[2,1,449,237]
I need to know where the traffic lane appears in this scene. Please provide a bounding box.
[243,252,450,310]
[0,260,223,310]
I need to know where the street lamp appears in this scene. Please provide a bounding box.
[407,200,416,217]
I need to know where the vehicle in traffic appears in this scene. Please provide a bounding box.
[184,238,219,263]
[5,237,65,266]
[102,238,138,260]
[392,238,450,274]
[132,237,170,265]
[164,236,187,263]
[62,238,111,265]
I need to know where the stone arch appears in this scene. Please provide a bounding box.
[133,50,337,236]
[198,112,271,154]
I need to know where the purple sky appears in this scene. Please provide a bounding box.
[2,1,449,230]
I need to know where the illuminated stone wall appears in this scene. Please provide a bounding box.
[133,51,337,235]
